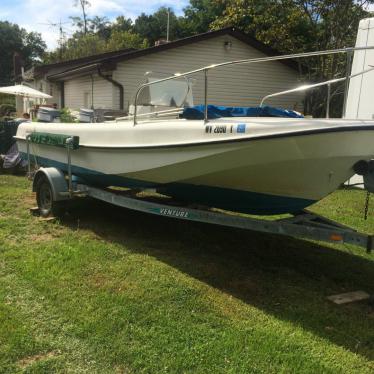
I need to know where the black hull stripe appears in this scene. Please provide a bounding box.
[15,125,374,150]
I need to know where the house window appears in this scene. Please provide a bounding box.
[84,92,92,108]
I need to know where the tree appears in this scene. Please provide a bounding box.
[212,0,374,116]
[112,16,134,33]
[183,0,229,34]
[70,15,110,39]
[45,33,107,62]
[74,0,91,35]
[44,28,148,63]
[106,30,148,51]
[134,7,185,45]
[89,16,111,39]
[0,21,46,86]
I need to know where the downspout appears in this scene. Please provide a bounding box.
[90,74,94,109]
[98,67,124,110]
[60,81,65,108]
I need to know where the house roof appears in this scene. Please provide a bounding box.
[106,27,299,71]
[36,27,300,80]
[34,48,136,76]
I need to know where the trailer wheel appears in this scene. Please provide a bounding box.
[35,176,65,218]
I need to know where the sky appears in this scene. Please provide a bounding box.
[1,0,374,50]
[0,0,190,50]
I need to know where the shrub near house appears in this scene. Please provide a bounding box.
[0,103,16,121]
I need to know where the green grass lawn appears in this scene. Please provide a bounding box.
[0,175,373,373]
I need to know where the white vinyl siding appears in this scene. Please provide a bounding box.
[47,81,61,107]
[64,74,116,110]
[114,35,303,111]
[37,33,304,113]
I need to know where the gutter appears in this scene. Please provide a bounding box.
[98,68,124,110]
[47,63,100,81]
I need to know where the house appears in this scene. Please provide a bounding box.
[19,28,304,114]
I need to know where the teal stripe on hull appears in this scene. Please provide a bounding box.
[20,153,316,215]
[157,184,315,215]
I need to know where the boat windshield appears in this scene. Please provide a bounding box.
[136,72,194,109]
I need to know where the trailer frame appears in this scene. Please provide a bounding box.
[78,184,373,253]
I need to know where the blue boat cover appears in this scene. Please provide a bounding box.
[181,105,303,120]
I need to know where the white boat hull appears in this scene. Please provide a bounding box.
[16,117,374,214]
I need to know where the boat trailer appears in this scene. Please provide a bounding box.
[26,133,374,253]
[75,185,374,253]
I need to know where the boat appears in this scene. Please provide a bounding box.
[14,42,374,216]
[15,108,374,215]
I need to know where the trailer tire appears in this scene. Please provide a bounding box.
[35,175,65,218]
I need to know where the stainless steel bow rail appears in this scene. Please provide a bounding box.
[25,129,373,253]
[131,45,374,124]
[260,66,374,118]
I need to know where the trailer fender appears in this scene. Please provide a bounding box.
[32,167,69,201]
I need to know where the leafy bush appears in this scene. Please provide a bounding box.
[60,108,77,123]
[0,104,16,117]
[0,116,15,122]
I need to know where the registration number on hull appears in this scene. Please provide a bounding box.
[205,125,227,134]
[205,124,247,134]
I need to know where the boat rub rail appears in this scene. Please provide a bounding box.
[15,124,374,149]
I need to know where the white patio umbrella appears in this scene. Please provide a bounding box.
[0,84,52,99]
[0,84,52,114]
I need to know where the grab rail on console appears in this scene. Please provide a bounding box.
[260,66,374,118]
